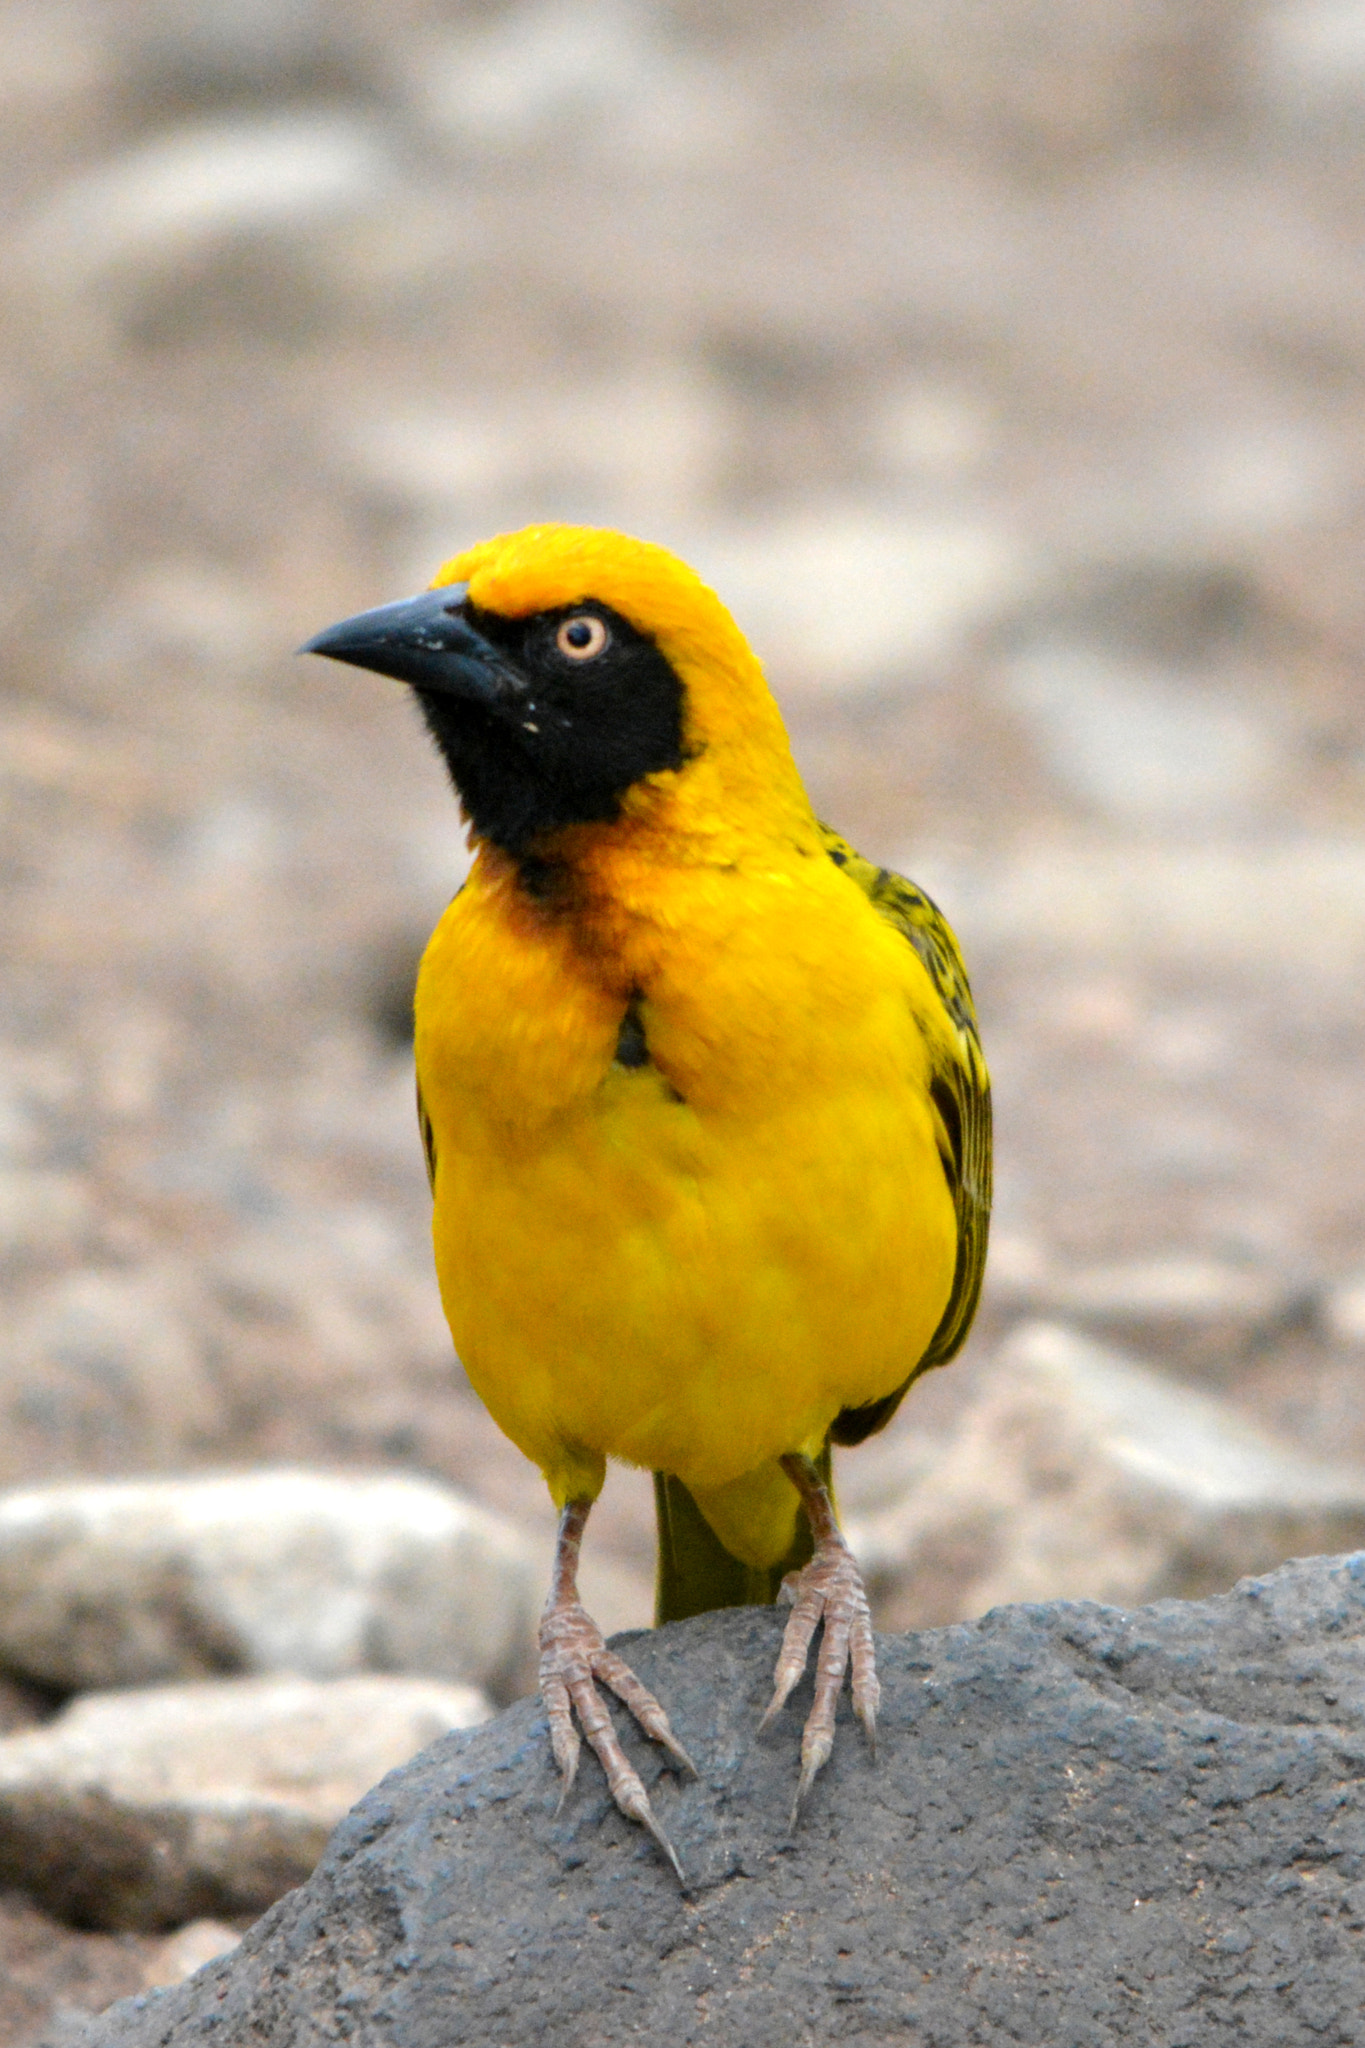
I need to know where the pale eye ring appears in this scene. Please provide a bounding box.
[555,614,609,661]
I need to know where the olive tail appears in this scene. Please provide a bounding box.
[652,1442,833,1624]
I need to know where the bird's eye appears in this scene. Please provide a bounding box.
[555,614,609,661]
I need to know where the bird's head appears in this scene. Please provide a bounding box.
[302,524,812,860]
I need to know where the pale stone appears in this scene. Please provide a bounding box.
[351,362,735,536]
[24,113,388,289]
[989,1252,1308,1359]
[413,0,751,167]
[1259,0,1365,121]
[871,383,997,480]
[142,1920,242,1991]
[0,1471,539,1702]
[688,505,1035,693]
[848,1320,1365,1628]
[1324,1278,1365,1346]
[0,1673,488,1929]
[911,835,1365,984]
[1004,639,1281,825]
[0,1170,90,1259]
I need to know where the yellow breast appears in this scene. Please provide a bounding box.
[414,834,958,1508]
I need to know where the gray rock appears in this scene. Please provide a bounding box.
[73,1553,1365,2045]
[0,1674,488,1930]
[0,1471,539,1702]
[849,1320,1365,1628]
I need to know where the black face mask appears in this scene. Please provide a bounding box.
[303,586,687,856]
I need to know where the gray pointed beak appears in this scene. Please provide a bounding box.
[298,585,521,703]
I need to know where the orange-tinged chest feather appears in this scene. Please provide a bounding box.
[413,838,958,1499]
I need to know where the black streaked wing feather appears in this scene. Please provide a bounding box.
[417,1075,437,1195]
[818,823,992,1447]
[415,881,466,1199]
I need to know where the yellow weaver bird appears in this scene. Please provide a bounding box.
[304,525,990,1875]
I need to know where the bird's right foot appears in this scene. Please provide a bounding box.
[541,1502,695,1882]
[759,1453,880,1825]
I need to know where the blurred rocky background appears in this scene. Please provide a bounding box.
[3,0,1365,2035]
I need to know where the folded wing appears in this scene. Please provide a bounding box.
[818,823,992,1446]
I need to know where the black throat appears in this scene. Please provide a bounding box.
[412,600,688,859]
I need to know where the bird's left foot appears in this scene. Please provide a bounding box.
[760,1454,880,1824]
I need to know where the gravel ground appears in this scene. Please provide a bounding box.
[0,1895,161,2048]
[1,0,1364,2033]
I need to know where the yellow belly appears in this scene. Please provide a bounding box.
[415,847,958,1515]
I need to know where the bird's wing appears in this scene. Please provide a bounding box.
[417,1074,438,1195]
[415,881,467,1198]
[818,823,993,1446]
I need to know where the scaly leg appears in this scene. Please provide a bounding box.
[540,1498,696,1882]
[759,1453,879,1824]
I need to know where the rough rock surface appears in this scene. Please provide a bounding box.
[78,1554,1365,2047]
[0,1674,488,1930]
[850,1321,1365,1628]
[0,1472,539,1703]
